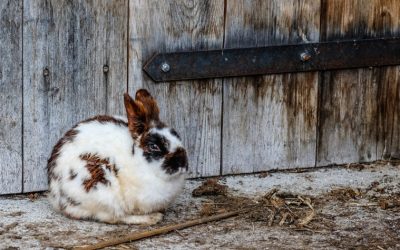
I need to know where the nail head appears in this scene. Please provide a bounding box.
[161,62,170,73]
[43,68,49,77]
[103,65,109,73]
[300,52,312,62]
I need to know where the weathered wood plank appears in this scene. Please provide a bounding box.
[222,0,320,174]
[317,69,380,164]
[317,0,400,165]
[0,0,23,194]
[375,0,400,160]
[128,0,224,177]
[23,0,127,192]
[377,66,400,160]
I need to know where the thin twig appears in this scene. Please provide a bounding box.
[297,210,315,227]
[268,208,276,227]
[73,210,244,250]
[284,204,294,214]
[202,202,229,205]
[174,229,186,239]
[296,196,315,227]
[297,196,314,211]
[348,202,379,207]
[293,227,324,234]
[279,212,289,226]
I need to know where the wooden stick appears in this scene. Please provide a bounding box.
[73,210,243,250]
[348,202,379,207]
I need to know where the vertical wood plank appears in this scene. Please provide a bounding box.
[318,0,400,165]
[222,0,320,174]
[0,0,22,194]
[377,66,400,159]
[23,0,128,192]
[375,0,400,160]
[128,0,224,177]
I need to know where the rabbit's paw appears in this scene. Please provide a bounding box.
[121,212,163,225]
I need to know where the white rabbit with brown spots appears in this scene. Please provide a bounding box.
[47,89,188,224]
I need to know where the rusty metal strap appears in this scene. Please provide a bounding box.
[143,37,400,82]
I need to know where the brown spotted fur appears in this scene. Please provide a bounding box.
[80,115,127,126]
[47,116,126,184]
[48,129,78,183]
[80,153,117,192]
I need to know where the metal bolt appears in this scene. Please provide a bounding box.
[160,62,170,73]
[300,52,312,62]
[103,65,109,73]
[43,68,49,77]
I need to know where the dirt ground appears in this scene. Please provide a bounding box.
[1,161,400,250]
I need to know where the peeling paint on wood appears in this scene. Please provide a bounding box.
[22,0,128,192]
[222,0,320,174]
[128,0,224,177]
[0,0,23,194]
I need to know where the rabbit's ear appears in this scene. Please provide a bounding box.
[135,89,160,122]
[124,93,149,137]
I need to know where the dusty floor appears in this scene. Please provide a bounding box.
[1,161,400,250]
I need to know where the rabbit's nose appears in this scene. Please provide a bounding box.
[162,148,188,175]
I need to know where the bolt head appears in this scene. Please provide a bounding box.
[103,65,109,73]
[43,68,49,77]
[300,52,312,62]
[161,62,170,72]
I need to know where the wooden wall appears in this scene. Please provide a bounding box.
[0,0,399,194]
[22,0,128,192]
[0,0,23,194]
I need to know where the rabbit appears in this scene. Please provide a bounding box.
[47,89,188,224]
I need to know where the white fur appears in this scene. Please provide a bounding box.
[48,117,186,224]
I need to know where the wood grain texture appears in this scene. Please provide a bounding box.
[128,0,224,177]
[317,0,400,165]
[0,0,23,194]
[222,0,320,174]
[375,1,400,160]
[377,66,400,159]
[23,0,127,192]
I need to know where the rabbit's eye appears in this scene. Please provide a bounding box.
[149,143,161,152]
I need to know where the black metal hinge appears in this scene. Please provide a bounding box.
[143,37,400,82]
